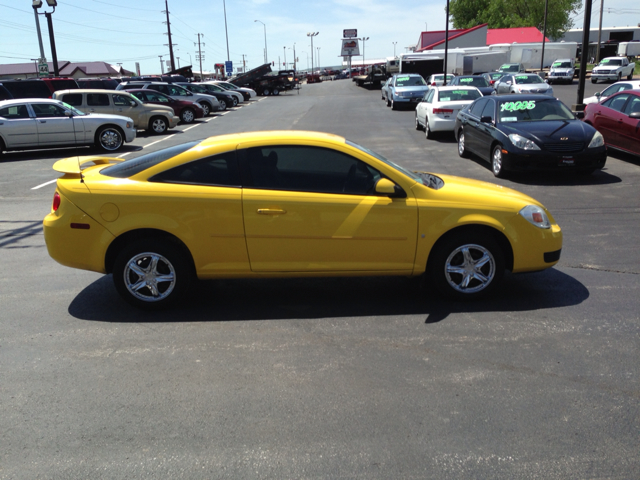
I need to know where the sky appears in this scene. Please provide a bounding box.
[0,0,638,76]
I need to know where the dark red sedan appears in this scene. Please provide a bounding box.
[128,89,205,124]
[583,90,640,156]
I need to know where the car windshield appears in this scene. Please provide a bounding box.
[601,84,629,96]
[101,141,200,178]
[514,75,544,84]
[437,89,482,102]
[345,139,443,189]
[185,84,207,93]
[204,84,224,92]
[395,76,426,87]
[552,62,573,68]
[600,58,622,66]
[500,65,520,72]
[62,103,87,116]
[498,98,575,123]
[219,82,239,90]
[456,77,489,87]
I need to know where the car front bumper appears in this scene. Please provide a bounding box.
[591,73,621,81]
[501,146,607,172]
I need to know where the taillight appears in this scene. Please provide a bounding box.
[431,82,436,86]
[52,192,61,211]
[433,108,454,114]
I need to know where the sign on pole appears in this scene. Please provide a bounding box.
[343,29,357,38]
[38,60,49,77]
[341,38,360,57]
[225,61,233,75]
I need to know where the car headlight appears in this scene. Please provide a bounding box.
[508,134,540,150]
[588,130,605,148]
[126,122,133,128]
[519,205,551,229]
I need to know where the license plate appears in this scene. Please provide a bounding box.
[560,158,575,165]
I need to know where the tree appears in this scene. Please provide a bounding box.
[449,0,582,40]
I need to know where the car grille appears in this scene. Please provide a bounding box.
[545,142,584,153]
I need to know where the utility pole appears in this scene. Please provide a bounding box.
[195,34,205,81]
[222,0,230,61]
[596,0,604,63]
[540,0,549,75]
[576,0,595,106]
[242,54,246,73]
[163,0,176,72]
[443,0,450,85]
[159,55,164,74]
[32,7,46,63]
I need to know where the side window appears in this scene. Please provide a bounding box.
[623,96,640,115]
[0,105,30,119]
[61,93,83,106]
[480,100,495,122]
[603,94,630,112]
[154,85,169,95]
[426,89,435,103]
[469,97,489,116]
[113,94,132,106]
[168,86,184,95]
[31,103,67,117]
[242,146,382,195]
[87,93,110,106]
[150,151,240,186]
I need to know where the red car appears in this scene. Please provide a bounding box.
[583,90,640,156]
[128,88,205,124]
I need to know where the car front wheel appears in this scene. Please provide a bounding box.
[199,102,211,116]
[149,116,168,134]
[112,238,193,309]
[428,231,505,300]
[180,108,195,123]
[425,116,433,139]
[491,144,506,178]
[457,129,469,157]
[96,126,124,151]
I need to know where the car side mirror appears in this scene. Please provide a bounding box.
[64,110,73,117]
[130,101,137,106]
[506,81,512,85]
[375,178,406,198]
[595,92,601,97]
[480,115,493,124]
[629,112,640,119]
[187,92,193,96]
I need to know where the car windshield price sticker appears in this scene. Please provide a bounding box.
[460,78,473,83]
[515,75,529,80]
[452,90,467,95]
[396,76,410,81]
[500,100,536,112]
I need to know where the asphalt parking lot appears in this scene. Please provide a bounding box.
[1,80,639,479]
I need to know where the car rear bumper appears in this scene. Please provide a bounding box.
[429,115,457,132]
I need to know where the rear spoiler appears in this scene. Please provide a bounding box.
[53,156,125,175]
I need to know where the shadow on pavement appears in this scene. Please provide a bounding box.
[69,268,589,324]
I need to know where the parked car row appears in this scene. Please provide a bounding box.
[0,79,258,157]
[378,70,640,177]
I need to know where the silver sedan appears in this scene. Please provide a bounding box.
[0,98,136,157]
[494,74,554,96]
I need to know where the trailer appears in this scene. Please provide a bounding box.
[399,51,465,79]
[461,51,508,74]
[618,41,640,57]
[502,42,578,70]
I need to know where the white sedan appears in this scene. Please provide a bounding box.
[415,86,482,139]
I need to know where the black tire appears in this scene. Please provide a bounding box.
[262,88,270,96]
[218,99,227,111]
[180,108,196,123]
[149,116,168,134]
[386,98,391,107]
[628,72,634,80]
[617,72,622,82]
[415,113,422,130]
[425,117,433,139]
[112,238,193,310]
[0,138,5,158]
[427,230,505,300]
[200,102,211,116]
[457,129,469,158]
[272,88,279,96]
[491,144,506,178]
[231,96,239,107]
[591,77,597,84]
[96,126,124,152]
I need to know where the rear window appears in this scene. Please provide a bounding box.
[437,89,482,102]
[1,81,51,99]
[78,79,120,89]
[61,93,83,106]
[47,79,78,90]
[101,141,200,178]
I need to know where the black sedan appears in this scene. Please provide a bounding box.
[449,75,495,96]
[454,95,607,177]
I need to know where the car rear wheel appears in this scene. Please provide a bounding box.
[180,108,195,123]
[113,238,193,310]
[617,73,622,82]
[96,126,124,151]
[628,72,634,80]
[149,116,168,134]
[457,129,469,158]
[491,144,506,178]
[428,231,505,300]
[272,88,279,96]
[386,98,391,107]
[262,88,270,96]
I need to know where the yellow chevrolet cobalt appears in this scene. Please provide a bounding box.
[43,131,562,309]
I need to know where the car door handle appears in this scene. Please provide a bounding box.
[257,208,286,215]
[39,120,46,123]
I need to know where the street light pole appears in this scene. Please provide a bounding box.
[255,20,267,64]
[284,46,286,69]
[317,47,321,70]
[222,0,230,61]
[393,41,397,57]
[32,4,46,63]
[33,0,59,76]
[361,37,369,68]
[307,32,319,73]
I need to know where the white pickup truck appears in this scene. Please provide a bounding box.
[591,56,635,83]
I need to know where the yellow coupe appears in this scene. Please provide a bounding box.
[43,131,562,308]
